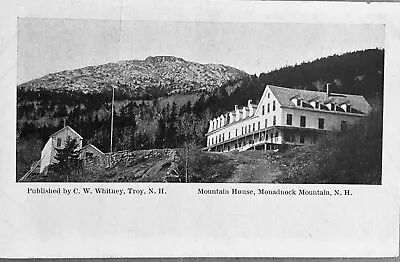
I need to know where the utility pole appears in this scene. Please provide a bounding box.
[110,85,115,153]
[185,142,188,183]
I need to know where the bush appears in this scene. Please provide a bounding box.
[178,145,236,183]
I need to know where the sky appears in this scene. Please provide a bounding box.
[17,18,384,84]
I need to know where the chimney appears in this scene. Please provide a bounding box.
[248,99,253,106]
[326,83,331,97]
[234,105,238,111]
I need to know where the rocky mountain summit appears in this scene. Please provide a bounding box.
[18,56,248,97]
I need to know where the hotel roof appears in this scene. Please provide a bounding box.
[268,85,372,114]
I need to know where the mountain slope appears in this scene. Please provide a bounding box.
[18,56,248,97]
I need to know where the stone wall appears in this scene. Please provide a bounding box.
[83,149,180,175]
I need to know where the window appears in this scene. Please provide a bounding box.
[300,135,305,144]
[273,116,276,126]
[315,102,319,109]
[273,101,276,111]
[245,126,247,133]
[300,116,306,127]
[286,114,292,125]
[252,123,255,132]
[85,152,94,158]
[242,127,244,135]
[222,133,225,141]
[346,105,351,113]
[228,132,230,139]
[284,133,290,142]
[284,132,294,142]
[249,125,251,132]
[267,93,270,98]
[267,103,270,113]
[275,131,279,138]
[312,135,317,144]
[297,99,301,106]
[219,134,221,143]
[57,138,62,147]
[318,118,324,129]
[265,119,268,128]
[262,105,265,115]
[258,121,260,130]
[341,120,347,131]
[235,129,238,136]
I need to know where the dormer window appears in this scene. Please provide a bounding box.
[57,138,62,147]
[330,104,336,111]
[346,105,351,113]
[315,102,319,109]
[297,99,301,106]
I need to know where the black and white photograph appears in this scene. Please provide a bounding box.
[16,19,384,184]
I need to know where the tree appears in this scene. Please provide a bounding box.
[155,117,166,148]
[50,137,82,182]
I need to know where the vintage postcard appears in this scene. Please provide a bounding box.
[1,0,400,258]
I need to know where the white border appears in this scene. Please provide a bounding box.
[0,0,399,258]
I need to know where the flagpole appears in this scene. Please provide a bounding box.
[110,85,115,153]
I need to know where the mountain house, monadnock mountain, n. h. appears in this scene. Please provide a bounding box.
[205,84,372,152]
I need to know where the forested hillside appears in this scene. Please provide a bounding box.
[220,48,384,110]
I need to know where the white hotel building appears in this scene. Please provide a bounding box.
[205,84,372,152]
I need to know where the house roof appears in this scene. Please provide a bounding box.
[268,85,372,114]
[82,144,104,155]
[50,126,83,139]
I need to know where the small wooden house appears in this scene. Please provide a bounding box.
[39,126,83,173]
